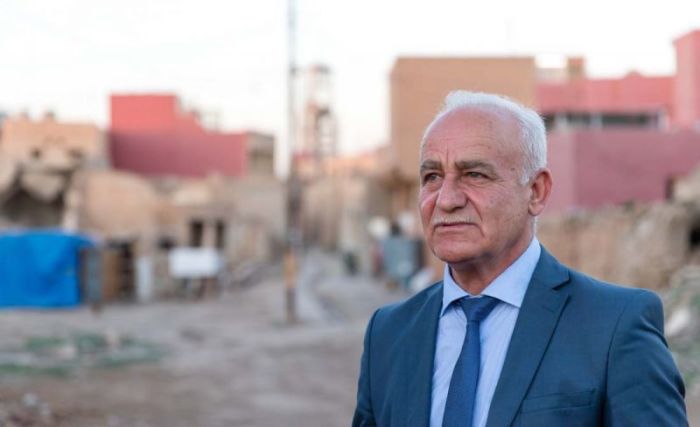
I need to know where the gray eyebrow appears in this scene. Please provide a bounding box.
[419,159,442,173]
[455,160,497,175]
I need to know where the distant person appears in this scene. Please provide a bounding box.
[353,91,687,426]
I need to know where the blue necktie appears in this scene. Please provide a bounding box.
[442,296,499,427]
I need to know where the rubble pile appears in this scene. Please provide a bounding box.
[539,202,699,290]
[0,393,56,427]
[664,266,700,395]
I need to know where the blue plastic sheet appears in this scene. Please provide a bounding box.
[0,230,94,308]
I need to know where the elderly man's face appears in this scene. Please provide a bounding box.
[418,107,534,268]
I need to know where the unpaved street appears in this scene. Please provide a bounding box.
[0,252,403,427]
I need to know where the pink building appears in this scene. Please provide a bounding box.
[110,94,274,178]
[538,30,700,213]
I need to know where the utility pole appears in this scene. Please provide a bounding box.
[284,0,300,324]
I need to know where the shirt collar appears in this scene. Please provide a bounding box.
[441,238,541,316]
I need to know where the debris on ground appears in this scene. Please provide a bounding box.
[0,393,55,427]
[664,265,700,396]
[0,332,163,378]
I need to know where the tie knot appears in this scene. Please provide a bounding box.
[459,296,499,323]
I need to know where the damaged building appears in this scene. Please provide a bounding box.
[0,113,108,228]
[0,94,284,304]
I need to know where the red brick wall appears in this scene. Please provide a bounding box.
[545,129,700,213]
[110,95,247,177]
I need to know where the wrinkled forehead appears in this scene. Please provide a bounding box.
[421,106,522,157]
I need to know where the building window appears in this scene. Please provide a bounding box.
[544,111,660,131]
[215,220,226,249]
[189,219,204,247]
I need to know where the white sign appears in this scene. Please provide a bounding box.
[169,247,223,279]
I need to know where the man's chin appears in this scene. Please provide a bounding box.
[432,246,484,265]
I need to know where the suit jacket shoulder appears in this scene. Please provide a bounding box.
[487,248,687,427]
[372,281,443,333]
[353,281,444,427]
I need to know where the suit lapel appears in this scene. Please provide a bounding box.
[405,282,443,427]
[485,248,571,427]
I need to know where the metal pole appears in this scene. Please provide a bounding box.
[285,0,299,324]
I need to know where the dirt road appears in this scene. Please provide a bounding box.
[0,253,402,427]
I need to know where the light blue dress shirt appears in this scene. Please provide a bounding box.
[430,238,541,427]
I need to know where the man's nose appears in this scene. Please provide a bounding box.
[436,177,467,211]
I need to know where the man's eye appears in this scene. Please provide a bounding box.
[423,173,439,183]
[466,171,487,179]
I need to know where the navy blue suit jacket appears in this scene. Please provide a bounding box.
[353,247,687,426]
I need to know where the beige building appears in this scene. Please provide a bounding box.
[70,170,287,300]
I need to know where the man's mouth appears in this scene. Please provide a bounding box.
[434,221,474,229]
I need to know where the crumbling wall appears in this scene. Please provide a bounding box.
[0,115,108,229]
[71,170,165,240]
[664,266,700,396]
[539,202,700,290]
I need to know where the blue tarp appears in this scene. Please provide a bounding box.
[0,230,94,308]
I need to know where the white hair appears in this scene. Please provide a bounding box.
[422,91,547,183]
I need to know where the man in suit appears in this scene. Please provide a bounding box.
[353,91,687,427]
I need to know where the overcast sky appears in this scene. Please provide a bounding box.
[1,0,699,175]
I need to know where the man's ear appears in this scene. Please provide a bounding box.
[528,168,552,216]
